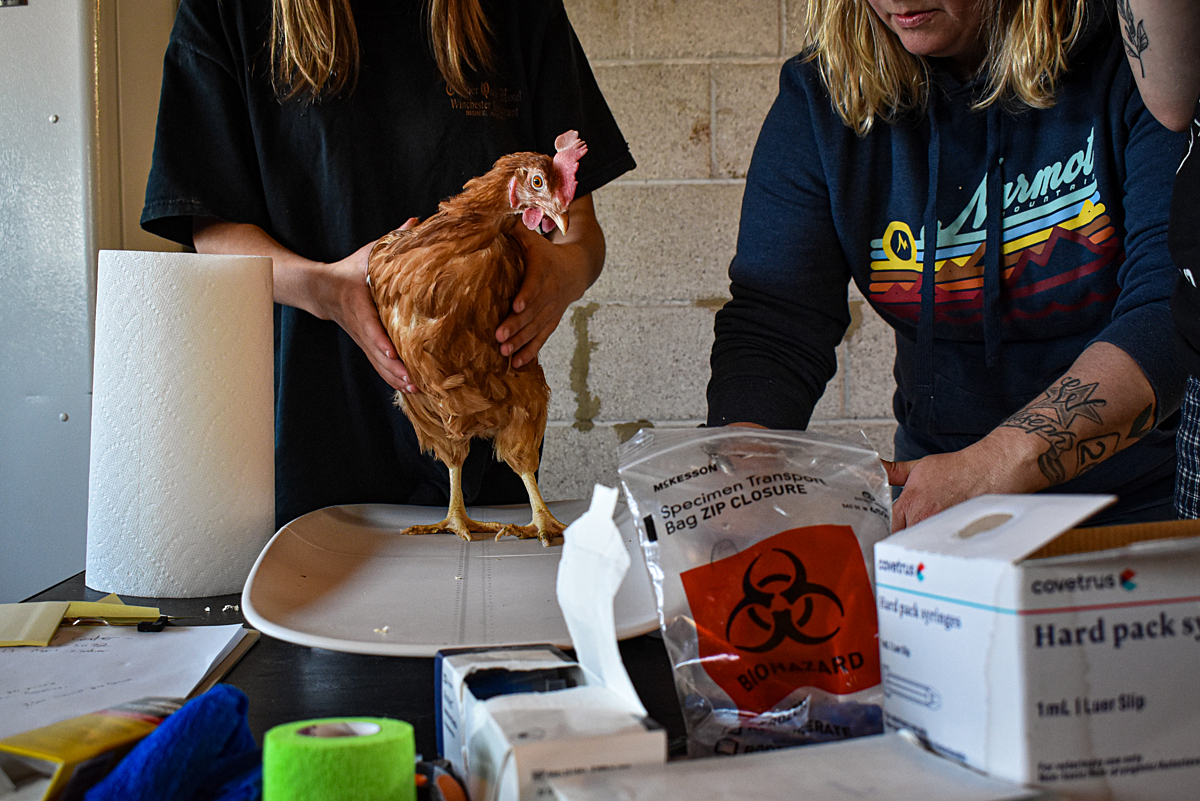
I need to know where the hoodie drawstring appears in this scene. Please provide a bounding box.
[917,103,940,426]
[917,94,1005,429]
[984,104,1004,367]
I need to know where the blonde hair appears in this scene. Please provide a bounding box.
[271,0,494,101]
[425,0,494,98]
[800,0,1088,135]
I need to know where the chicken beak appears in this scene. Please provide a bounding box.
[548,210,568,235]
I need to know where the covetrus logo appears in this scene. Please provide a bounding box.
[877,558,924,581]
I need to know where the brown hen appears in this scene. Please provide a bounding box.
[366,131,588,547]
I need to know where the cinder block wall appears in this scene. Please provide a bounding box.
[540,0,898,501]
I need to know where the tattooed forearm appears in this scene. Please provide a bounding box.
[1118,0,1150,78]
[1000,376,1149,485]
[1004,408,1076,483]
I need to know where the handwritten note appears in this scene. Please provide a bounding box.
[0,623,248,741]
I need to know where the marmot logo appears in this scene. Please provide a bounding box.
[890,228,913,261]
[726,548,844,652]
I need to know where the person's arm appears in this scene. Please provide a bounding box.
[883,342,1156,531]
[1119,0,1200,131]
[192,217,414,393]
[496,193,605,368]
[708,60,852,430]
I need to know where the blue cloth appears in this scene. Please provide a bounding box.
[85,684,261,801]
[707,0,1187,524]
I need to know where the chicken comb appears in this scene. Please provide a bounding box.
[552,130,587,206]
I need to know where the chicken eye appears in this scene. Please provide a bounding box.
[531,174,545,190]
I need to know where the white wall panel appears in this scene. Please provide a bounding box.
[0,1,176,601]
[1,1,98,601]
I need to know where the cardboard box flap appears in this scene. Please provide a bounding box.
[448,648,579,680]
[885,494,1116,562]
[1026,517,1200,560]
[483,684,641,716]
[483,686,653,739]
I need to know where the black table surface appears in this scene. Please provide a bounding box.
[26,572,688,760]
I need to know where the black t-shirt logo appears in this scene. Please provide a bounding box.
[725,548,845,653]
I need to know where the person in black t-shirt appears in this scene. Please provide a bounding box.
[141,0,636,529]
[1118,0,1200,516]
[1168,113,1200,517]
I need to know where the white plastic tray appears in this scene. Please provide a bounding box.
[241,500,660,656]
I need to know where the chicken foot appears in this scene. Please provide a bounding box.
[495,472,567,547]
[402,465,504,541]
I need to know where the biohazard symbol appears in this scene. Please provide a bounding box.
[725,548,844,653]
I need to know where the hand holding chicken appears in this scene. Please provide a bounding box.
[367,132,589,546]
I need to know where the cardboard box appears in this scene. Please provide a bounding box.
[435,486,667,801]
[874,494,1200,800]
[436,644,665,801]
[548,731,1061,801]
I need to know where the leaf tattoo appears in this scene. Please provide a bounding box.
[1118,0,1150,78]
[1128,403,1155,439]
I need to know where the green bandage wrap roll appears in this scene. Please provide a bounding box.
[263,717,415,801]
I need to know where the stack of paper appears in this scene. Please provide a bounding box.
[0,618,255,741]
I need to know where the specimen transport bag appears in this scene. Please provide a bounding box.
[618,427,890,757]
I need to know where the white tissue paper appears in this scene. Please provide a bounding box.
[85,250,274,597]
[555,484,647,716]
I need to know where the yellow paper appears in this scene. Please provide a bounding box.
[0,603,70,647]
[64,601,159,622]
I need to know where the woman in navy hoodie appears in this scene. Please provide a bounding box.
[707,0,1187,530]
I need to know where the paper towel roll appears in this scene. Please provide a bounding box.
[86,250,274,597]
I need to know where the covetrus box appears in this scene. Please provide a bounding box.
[874,494,1200,801]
